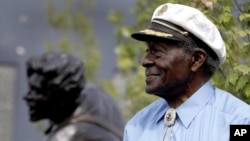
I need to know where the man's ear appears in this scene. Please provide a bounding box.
[191,48,207,72]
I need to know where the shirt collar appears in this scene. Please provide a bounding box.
[176,81,214,128]
[155,81,214,127]
[155,99,169,123]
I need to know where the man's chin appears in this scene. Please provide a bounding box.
[145,85,164,95]
[146,89,161,97]
[145,88,155,95]
[145,87,179,98]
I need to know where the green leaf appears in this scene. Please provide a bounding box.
[239,13,250,22]
[218,13,233,24]
[228,72,239,85]
[234,65,250,75]
[244,83,250,98]
[236,76,248,91]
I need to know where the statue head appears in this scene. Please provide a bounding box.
[23,52,86,123]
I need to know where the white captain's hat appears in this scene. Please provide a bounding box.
[131,3,226,64]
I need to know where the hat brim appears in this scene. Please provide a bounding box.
[131,28,183,42]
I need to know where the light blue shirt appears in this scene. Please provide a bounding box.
[123,81,250,141]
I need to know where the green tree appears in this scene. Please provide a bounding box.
[44,0,100,82]
[110,0,250,119]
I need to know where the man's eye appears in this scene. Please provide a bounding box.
[154,48,160,52]
[152,48,160,53]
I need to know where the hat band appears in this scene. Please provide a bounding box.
[152,19,189,36]
[150,19,190,42]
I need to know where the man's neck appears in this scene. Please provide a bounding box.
[165,76,209,108]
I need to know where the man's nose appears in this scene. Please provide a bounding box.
[141,53,154,67]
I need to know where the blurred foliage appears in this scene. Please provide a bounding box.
[109,0,250,119]
[44,0,100,82]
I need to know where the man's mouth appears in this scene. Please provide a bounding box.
[145,68,161,81]
[145,73,160,82]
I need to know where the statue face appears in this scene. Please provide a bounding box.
[23,52,86,123]
[23,72,52,122]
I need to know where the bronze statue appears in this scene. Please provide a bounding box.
[23,52,125,141]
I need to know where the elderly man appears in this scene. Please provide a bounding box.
[23,52,125,141]
[123,3,250,141]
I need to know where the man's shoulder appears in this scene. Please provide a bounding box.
[213,87,250,122]
[214,87,250,109]
[127,98,166,125]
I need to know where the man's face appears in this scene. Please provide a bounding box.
[142,41,193,98]
[23,72,52,122]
